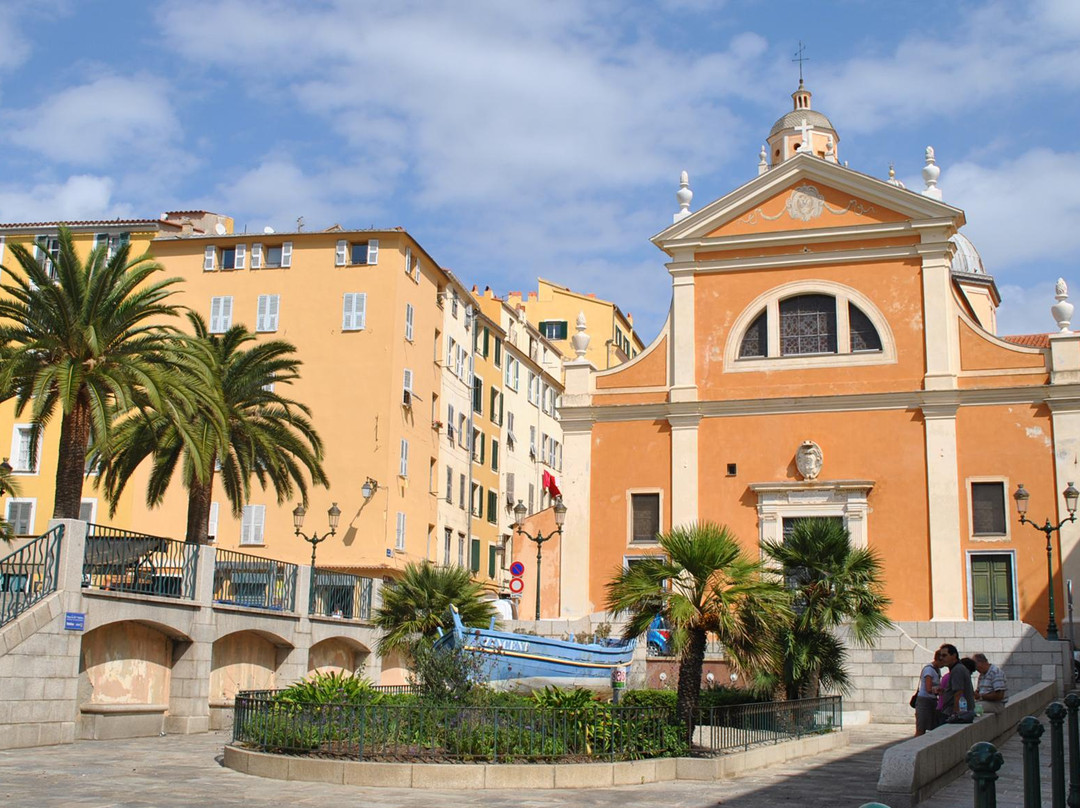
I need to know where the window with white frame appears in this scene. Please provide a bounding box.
[209,296,233,333]
[404,303,414,341]
[399,438,409,478]
[395,511,406,550]
[208,502,219,542]
[336,239,379,266]
[505,356,520,390]
[446,465,453,502]
[459,474,466,510]
[506,411,516,449]
[342,292,367,331]
[529,426,537,459]
[541,383,551,415]
[541,433,549,465]
[527,372,538,405]
[5,499,34,535]
[240,505,266,545]
[94,232,130,261]
[35,235,60,279]
[539,320,568,340]
[402,368,414,407]
[971,481,1008,537]
[471,483,483,518]
[458,533,465,566]
[11,425,39,473]
[256,294,280,332]
[630,492,661,543]
[404,246,412,277]
[259,242,291,268]
[79,499,96,523]
[444,527,452,565]
[447,403,456,443]
[456,346,468,381]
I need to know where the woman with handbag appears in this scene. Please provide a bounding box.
[915,649,944,736]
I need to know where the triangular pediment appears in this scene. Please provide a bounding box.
[653,154,964,251]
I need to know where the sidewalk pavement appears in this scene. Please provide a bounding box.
[0,724,913,808]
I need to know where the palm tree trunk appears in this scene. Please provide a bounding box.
[185,473,214,545]
[52,393,92,519]
[676,627,707,740]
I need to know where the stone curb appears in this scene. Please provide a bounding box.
[222,729,849,789]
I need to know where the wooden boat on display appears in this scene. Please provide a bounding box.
[434,604,637,692]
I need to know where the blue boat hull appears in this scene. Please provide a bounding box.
[435,607,636,692]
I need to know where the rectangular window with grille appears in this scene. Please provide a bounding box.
[631,493,660,543]
[972,482,1007,535]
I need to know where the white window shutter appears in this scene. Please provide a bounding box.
[405,303,414,341]
[400,439,409,477]
[396,512,406,549]
[210,297,222,332]
[281,241,292,267]
[268,294,279,330]
[342,293,355,330]
[404,246,412,275]
[257,295,268,331]
[367,239,379,264]
[336,240,347,267]
[235,243,247,269]
[208,502,219,540]
[222,296,233,330]
[356,292,367,329]
[254,505,265,542]
[0,236,5,266]
[250,243,263,269]
[204,246,216,271]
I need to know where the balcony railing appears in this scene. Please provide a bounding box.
[0,525,63,628]
[83,524,198,600]
[213,548,297,612]
[692,695,842,752]
[308,569,373,621]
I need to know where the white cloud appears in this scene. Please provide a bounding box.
[0,175,132,222]
[4,75,180,166]
[819,2,1080,133]
[947,148,1080,270]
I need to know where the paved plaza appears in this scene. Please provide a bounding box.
[0,725,915,808]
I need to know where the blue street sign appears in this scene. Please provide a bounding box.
[510,561,525,577]
[64,612,85,631]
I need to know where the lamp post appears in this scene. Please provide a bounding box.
[513,496,567,621]
[293,502,342,568]
[1014,482,1079,641]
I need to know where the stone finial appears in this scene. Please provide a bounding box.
[674,171,693,223]
[824,135,835,162]
[922,146,942,200]
[758,145,768,175]
[1053,278,1074,332]
[571,311,591,359]
[887,164,905,188]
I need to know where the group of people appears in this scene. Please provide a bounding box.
[914,645,1009,736]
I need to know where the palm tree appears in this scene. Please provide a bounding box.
[0,227,185,518]
[0,463,20,543]
[606,522,790,729]
[96,312,328,544]
[759,517,891,700]
[374,561,497,658]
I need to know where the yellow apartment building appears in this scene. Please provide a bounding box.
[467,304,504,588]
[507,278,644,370]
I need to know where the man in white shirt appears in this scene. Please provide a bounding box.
[973,653,1007,714]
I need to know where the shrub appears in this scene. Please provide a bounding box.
[276,670,383,706]
[621,689,677,710]
[699,685,763,710]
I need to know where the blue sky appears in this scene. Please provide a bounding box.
[0,0,1077,343]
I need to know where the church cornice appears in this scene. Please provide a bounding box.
[562,383,1080,425]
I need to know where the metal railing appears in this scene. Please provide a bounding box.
[308,569,373,621]
[693,695,842,753]
[213,548,297,612]
[83,524,198,600]
[233,692,677,762]
[0,525,63,628]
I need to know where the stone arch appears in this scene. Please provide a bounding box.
[208,629,291,729]
[77,620,184,739]
[307,636,372,677]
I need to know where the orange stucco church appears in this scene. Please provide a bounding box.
[554,80,1080,636]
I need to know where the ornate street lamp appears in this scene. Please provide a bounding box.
[513,496,567,620]
[1013,482,1079,641]
[293,502,342,568]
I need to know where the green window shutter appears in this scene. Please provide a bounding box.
[488,544,497,578]
[471,538,481,572]
[487,490,498,523]
[499,393,504,425]
[479,434,486,465]
[483,328,490,357]
[490,387,498,420]
[473,378,483,413]
[557,321,568,340]
[491,439,499,472]
[494,339,502,367]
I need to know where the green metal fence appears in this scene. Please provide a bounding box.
[83,523,198,599]
[213,548,297,611]
[0,525,63,628]
[693,694,843,752]
[308,569,373,620]
[232,691,677,762]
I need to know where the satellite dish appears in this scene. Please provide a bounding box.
[263,226,275,234]
[214,222,227,235]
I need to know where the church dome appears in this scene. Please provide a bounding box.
[769,108,836,138]
[949,233,985,275]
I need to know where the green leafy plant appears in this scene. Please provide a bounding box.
[277,671,383,705]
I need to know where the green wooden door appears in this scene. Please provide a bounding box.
[971,555,1015,621]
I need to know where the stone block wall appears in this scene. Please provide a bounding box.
[837,620,1070,723]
